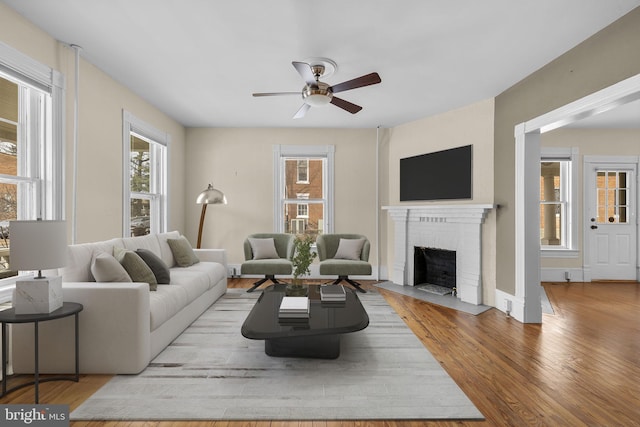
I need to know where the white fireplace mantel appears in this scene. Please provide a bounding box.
[382,204,493,305]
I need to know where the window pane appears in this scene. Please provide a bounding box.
[0,77,18,123]
[283,202,324,238]
[0,183,17,277]
[540,162,560,202]
[130,135,150,193]
[130,198,150,236]
[540,203,563,246]
[285,158,323,199]
[596,170,629,224]
[0,76,18,278]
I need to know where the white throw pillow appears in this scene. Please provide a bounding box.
[334,238,365,260]
[91,251,132,282]
[249,237,280,260]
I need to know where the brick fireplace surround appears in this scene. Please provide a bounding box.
[383,204,493,305]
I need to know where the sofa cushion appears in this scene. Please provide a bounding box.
[319,259,372,276]
[62,239,125,282]
[169,269,211,301]
[167,236,200,267]
[136,248,171,284]
[174,262,226,291]
[149,284,189,331]
[122,233,163,258]
[334,238,365,260]
[91,252,132,282]
[241,258,293,275]
[114,247,158,291]
[248,237,280,259]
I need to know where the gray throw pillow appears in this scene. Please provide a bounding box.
[166,236,200,267]
[334,238,365,260]
[114,247,158,291]
[249,237,280,259]
[136,248,171,284]
[91,251,132,282]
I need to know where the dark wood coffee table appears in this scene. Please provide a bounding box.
[241,284,369,359]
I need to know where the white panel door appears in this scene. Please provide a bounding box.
[587,164,637,280]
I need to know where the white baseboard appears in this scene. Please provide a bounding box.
[494,289,525,323]
[540,267,584,283]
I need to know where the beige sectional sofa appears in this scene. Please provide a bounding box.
[11,231,227,374]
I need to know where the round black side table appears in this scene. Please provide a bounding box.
[0,302,83,403]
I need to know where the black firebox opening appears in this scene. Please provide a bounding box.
[414,247,456,288]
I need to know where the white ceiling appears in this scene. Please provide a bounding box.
[3,0,640,129]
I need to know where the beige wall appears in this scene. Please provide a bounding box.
[381,99,496,305]
[185,128,379,267]
[541,128,640,270]
[0,3,187,243]
[494,7,640,295]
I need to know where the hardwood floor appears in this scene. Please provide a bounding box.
[2,279,639,426]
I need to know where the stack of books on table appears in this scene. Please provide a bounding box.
[320,284,346,302]
[279,296,310,319]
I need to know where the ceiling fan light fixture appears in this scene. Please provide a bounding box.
[253,58,380,118]
[302,82,332,107]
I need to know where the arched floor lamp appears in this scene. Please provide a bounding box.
[196,184,227,249]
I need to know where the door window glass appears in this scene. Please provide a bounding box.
[596,170,628,224]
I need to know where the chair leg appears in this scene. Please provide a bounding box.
[332,275,367,293]
[246,275,282,293]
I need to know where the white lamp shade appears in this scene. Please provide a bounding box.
[9,220,67,271]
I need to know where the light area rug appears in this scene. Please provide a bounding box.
[71,288,483,421]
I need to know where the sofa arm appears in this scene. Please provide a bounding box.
[194,248,227,268]
[12,282,151,374]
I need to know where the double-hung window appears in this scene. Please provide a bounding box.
[540,147,578,256]
[123,111,168,237]
[0,42,64,301]
[273,145,334,238]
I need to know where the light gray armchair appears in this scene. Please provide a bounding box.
[241,233,295,292]
[316,234,372,293]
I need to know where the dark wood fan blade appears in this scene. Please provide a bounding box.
[330,72,381,94]
[252,92,300,97]
[293,103,311,119]
[292,61,318,87]
[330,97,362,114]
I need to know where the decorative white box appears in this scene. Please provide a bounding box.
[13,276,63,314]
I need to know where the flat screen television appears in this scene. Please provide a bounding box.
[400,145,472,201]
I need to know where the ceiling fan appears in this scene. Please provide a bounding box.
[252,59,382,119]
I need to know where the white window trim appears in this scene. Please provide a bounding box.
[273,144,334,234]
[0,42,65,302]
[540,147,579,258]
[122,110,169,237]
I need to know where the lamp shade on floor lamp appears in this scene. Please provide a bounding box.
[196,184,227,249]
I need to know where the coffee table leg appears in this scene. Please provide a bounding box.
[265,335,340,359]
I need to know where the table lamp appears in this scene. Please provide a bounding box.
[196,184,227,249]
[9,220,67,314]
